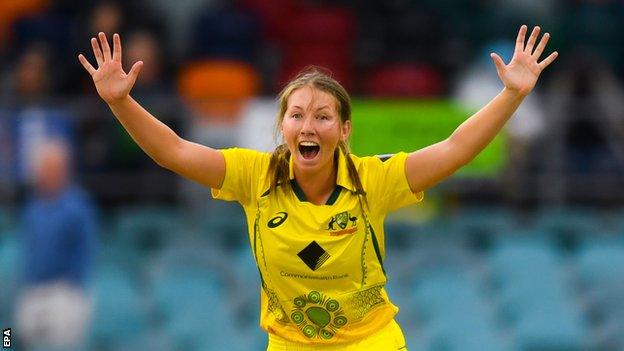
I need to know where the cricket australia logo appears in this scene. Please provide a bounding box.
[326,211,358,236]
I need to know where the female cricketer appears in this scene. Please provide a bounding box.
[79,25,557,350]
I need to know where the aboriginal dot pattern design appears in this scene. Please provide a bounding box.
[290,291,348,340]
[349,285,385,319]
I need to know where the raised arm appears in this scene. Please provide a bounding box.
[78,32,225,188]
[405,25,558,193]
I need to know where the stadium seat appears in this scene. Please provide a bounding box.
[177,59,260,120]
[489,238,563,318]
[199,201,249,250]
[515,306,586,351]
[0,231,19,323]
[276,43,353,91]
[111,205,186,257]
[363,63,444,98]
[189,5,260,62]
[535,207,602,238]
[90,265,149,348]
[280,7,355,46]
[576,241,624,290]
[451,206,517,237]
[488,238,587,350]
[150,263,240,351]
[0,206,14,234]
[411,271,509,351]
[241,0,300,42]
[274,6,355,91]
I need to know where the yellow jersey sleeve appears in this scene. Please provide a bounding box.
[363,152,424,215]
[211,148,270,206]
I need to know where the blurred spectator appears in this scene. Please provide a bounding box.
[150,0,206,58]
[5,42,54,102]
[355,1,444,89]
[541,50,624,202]
[556,0,624,73]
[188,1,260,62]
[111,29,177,171]
[70,0,165,94]
[1,43,76,192]
[9,3,74,64]
[14,139,98,350]
[123,30,171,99]
[0,0,50,50]
[453,40,547,203]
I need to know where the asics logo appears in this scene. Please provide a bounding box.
[268,212,288,228]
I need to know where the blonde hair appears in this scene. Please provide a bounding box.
[268,68,366,203]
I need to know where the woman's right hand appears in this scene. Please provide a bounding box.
[78,32,143,105]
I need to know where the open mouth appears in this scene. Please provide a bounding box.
[299,141,320,160]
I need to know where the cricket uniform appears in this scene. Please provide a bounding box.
[212,148,423,349]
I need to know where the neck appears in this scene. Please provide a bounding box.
[293,157,337,205]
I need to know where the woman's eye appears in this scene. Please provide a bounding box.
[319,115,329,120]
[292,113,302,119]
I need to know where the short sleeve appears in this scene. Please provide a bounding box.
[211,148,270,206]
[364,152,424,214]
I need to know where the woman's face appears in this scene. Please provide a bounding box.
[280,86,351,174]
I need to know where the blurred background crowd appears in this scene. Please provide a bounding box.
[1,0,624,350]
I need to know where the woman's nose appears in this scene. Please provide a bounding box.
[300,116,315,135]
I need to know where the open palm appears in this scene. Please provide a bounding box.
[491,25,558,97]
[78,32,143,104]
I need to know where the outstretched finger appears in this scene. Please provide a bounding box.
[98,32,112,61]
[515,25,528,53]
[91,37,104,66]
[538,51,558,70]
[127,61,144,85]
[525,26,540,54]
[532,32,550,59]
[78,54,97,75]
[490,53,506,76]
[112,33,122,62]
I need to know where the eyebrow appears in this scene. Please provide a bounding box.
[291,105,332,111]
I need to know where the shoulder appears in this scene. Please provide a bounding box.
[220,147,272,176]
[220,147,271,162]
[349,152,408,171]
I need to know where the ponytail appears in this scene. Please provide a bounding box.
[338,141,369,209]
[268,144,291,193]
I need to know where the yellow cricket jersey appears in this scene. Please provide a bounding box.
[212,148,423,345]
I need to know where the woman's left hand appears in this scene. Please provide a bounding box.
[491,25,558,97]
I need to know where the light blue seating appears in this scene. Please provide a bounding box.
[488,238,587,350]
[575,240,624,348]
[576,242,624,290]
[535,207,602,238]
[199,201,248,250]
[411,270,510,351]
[514,305,586,351]
[0,206,15,235]
[0,232,19,321]
[451,206,517,236]
[111,206,186,255]
[150,263,240,351]
[90,265,149,347]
